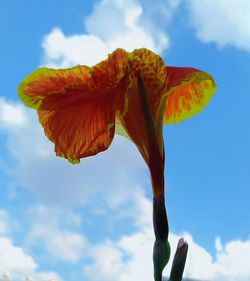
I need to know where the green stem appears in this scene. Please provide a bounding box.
[153,196,170,281]
[153,195,169,240]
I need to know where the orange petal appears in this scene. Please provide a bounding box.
[117,48,168,163]
[165,66,217,124]
[131,48,168,120]
[38,93,116,164]
[18,65,92,110]
[18,49,129,163]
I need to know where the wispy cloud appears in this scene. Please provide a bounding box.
[0,210,62,281]
[0,210,10,234]
[1,99,250,280]
[83,222,250,281]
[0,98,27,127]
[187,0,250,52]
[0,98,146,209]
[41,0,182,68]
[26,205,87,263]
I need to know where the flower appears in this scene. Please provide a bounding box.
[18,48,216,197]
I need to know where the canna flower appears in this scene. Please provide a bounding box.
[18,48,216,197]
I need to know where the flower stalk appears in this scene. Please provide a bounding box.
[137,74,170,281]
[137,74,165,198]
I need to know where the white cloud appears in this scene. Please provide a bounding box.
[0,98,26,127]
[0,209,21,236]
[41,0,182,68]
[1,99,250,281]
[0,236,62,281]
[83,228,164,281]
[214,238,250,281]
[187,0,250,52]
[83,227,250,281]
[42,0,250,59]
[0,210,9,234]
[0,237,37,278]
[26,205,87,263]
[42,29,109,68]
[215,236,223,252]
[0,98,146,211]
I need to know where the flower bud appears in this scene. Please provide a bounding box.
[169,238,188,281]
[153,239,171,281]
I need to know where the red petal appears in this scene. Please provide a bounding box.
[18,49,129,163]
[38,92,116,163]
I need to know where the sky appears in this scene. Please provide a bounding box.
[0,0,250,280]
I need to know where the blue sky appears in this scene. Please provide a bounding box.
[0,0,250,280]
